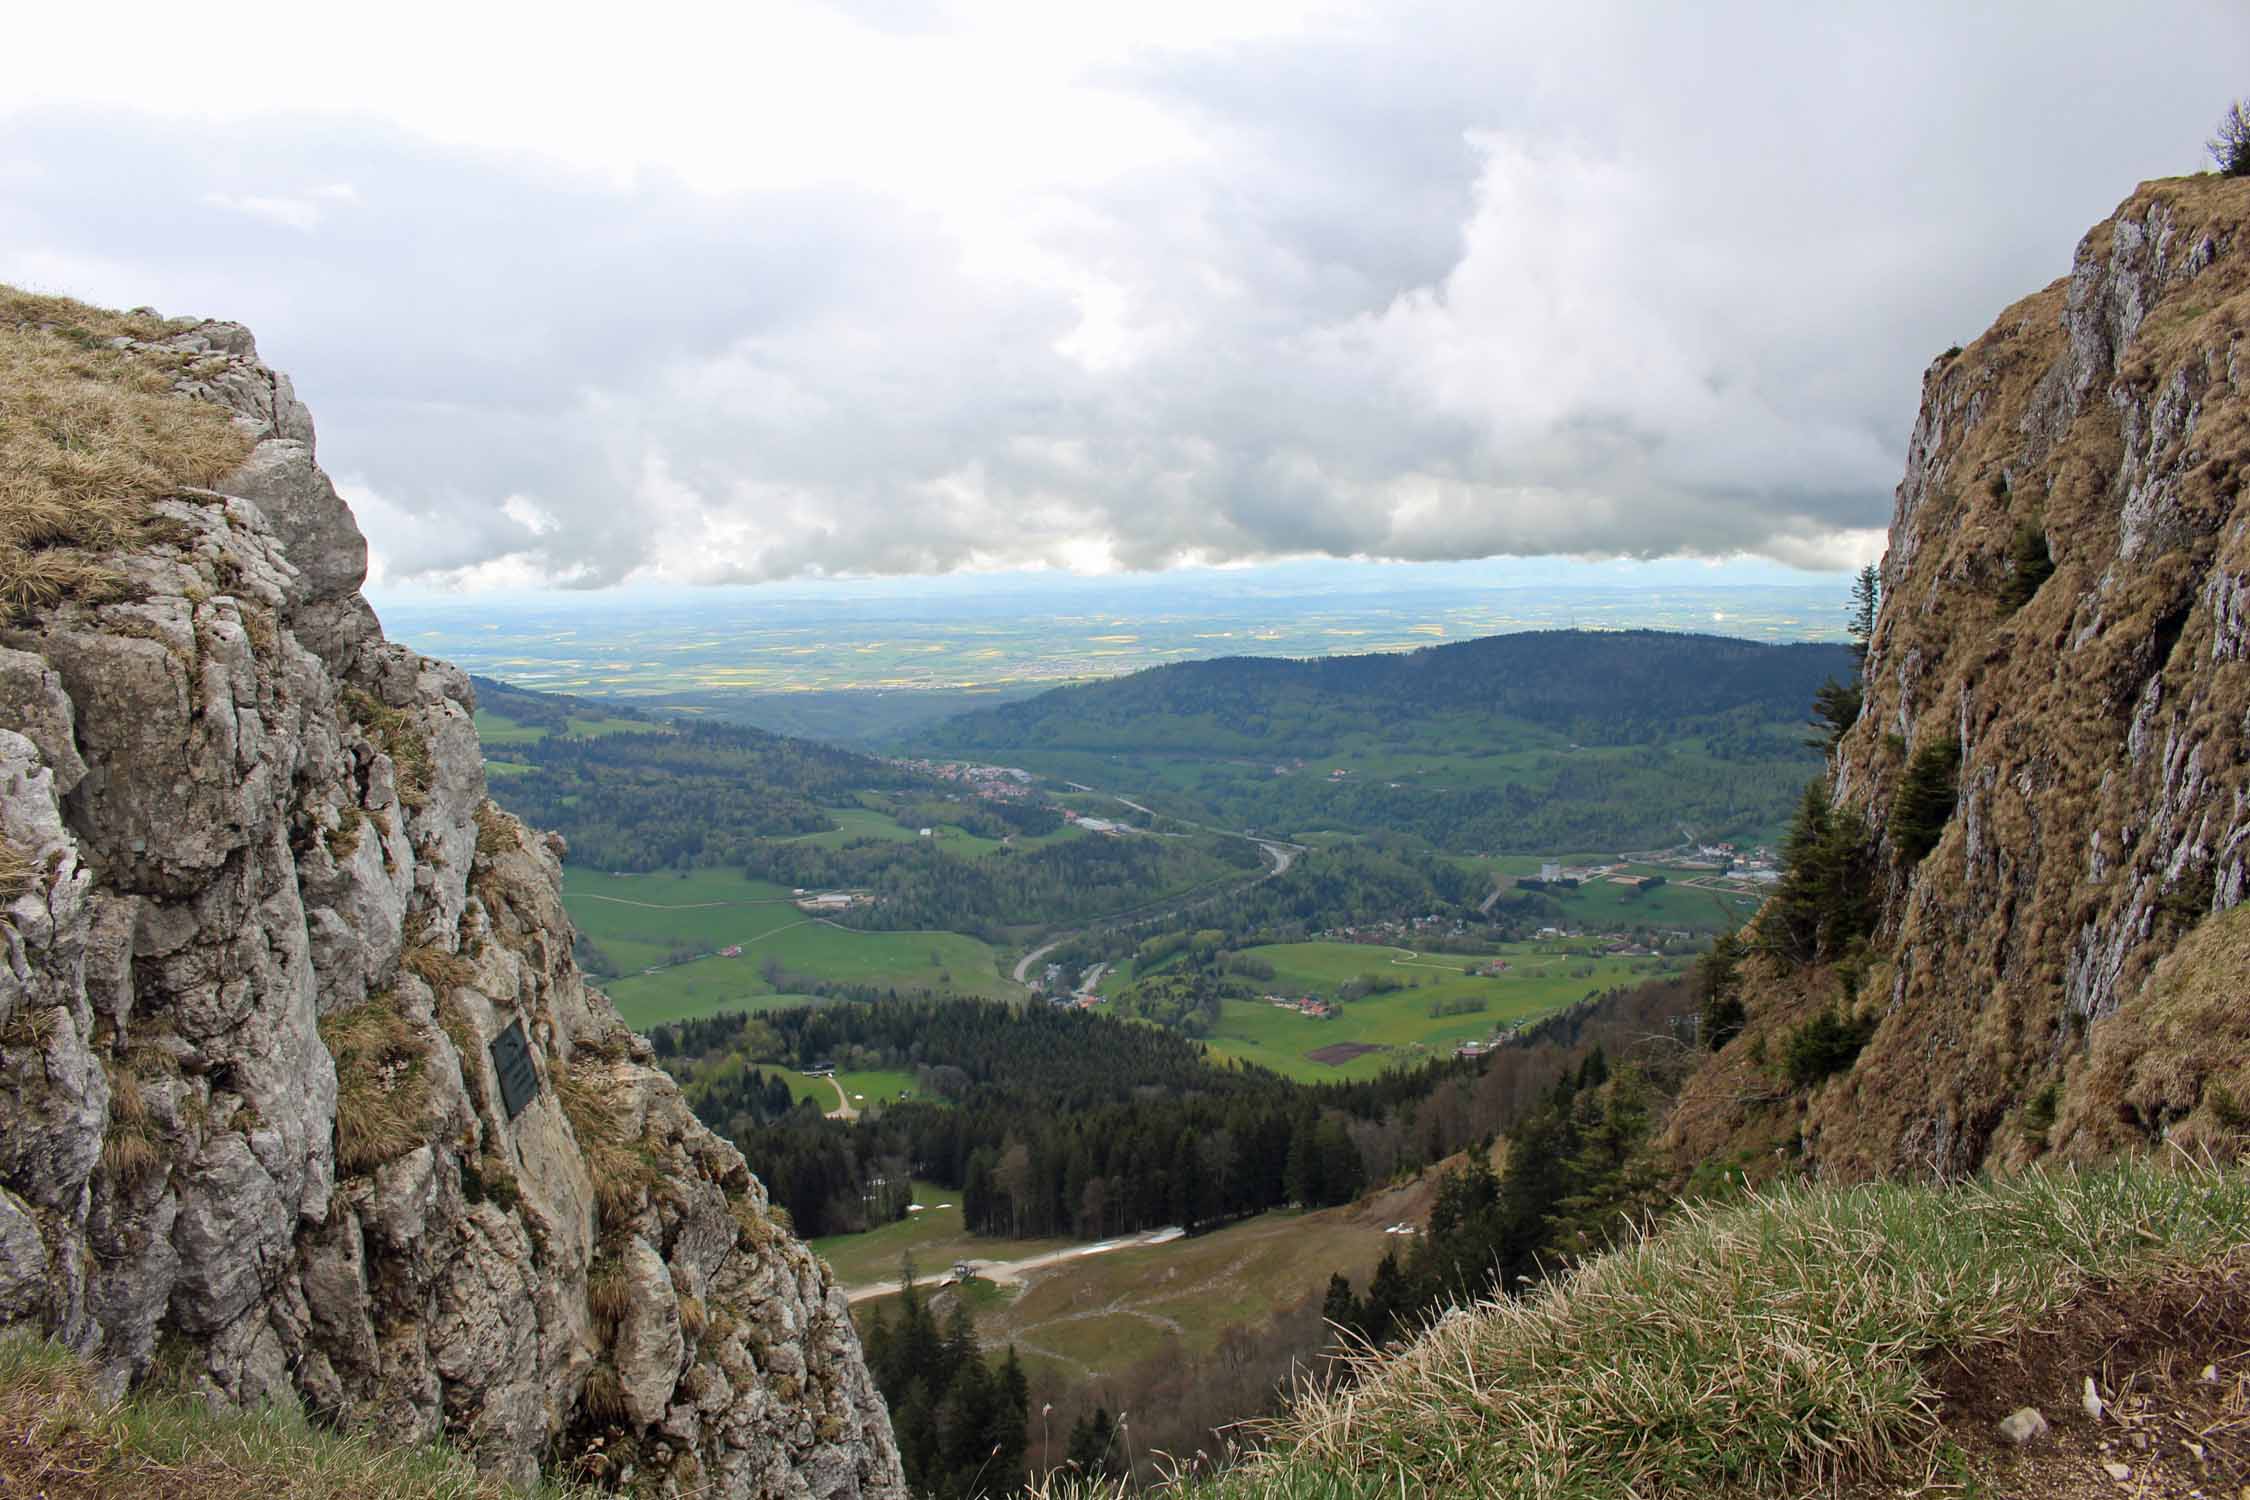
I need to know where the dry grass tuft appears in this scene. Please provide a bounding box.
[473,801,515,863]
[436,998,486,1098]
[97,1061,164,1187]
[328,804,366,860]
[554,1060,658,1235]
[99,1122,162,1187]
[1202,1158,2250,1500]
[579,1365,629,1426]
[586,1256,633,1335]
[727,1190,778,1252]
[403,942,476,995]
[0,286,256,622]
[320,992,434,1176]
[0,1329,591,1498]
[342,689,434,810]
[0,837,39,901]
[3,1003,61,1051]
[2060,903,2250,1160]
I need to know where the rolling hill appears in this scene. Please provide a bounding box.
[926,629,1852,753]
[919,629,1856,852]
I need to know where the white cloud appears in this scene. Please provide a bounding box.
[501,494,560,536]
[10,1,2247,590]
[202,193,324,231]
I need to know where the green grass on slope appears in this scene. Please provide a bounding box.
[1045,1160,2250,1500]
[835,1068,921,1109]
[1197,940,1675,1081]
[0,1331,583,1498]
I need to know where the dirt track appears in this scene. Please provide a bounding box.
[842,1226,1183,1304]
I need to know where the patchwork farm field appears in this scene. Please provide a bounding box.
[1199,938,1681,1081]
[562,868,1011,1029]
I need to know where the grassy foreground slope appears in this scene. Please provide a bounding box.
[0,1333,581,1499]
[1056,1160,2249,1499]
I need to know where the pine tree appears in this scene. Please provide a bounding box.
[991,1347,1030,1489]
[1362,1248,1410,1346]
[1997,520,2055,614]
[1316,1118,1364,1206]
[1760,783,1875,965]
[1807,675,1863,753]
[937,1356,998,1492]
[1283,1113,1319,1206]
[1545,1068,1658,1262]
[1320,1271,1361,1339]
[1575,1047,1609,1092]
[1889,736,1962,865]
[1495,1091,1579,1290]
[894,1378,939,1492]
[942,1299,979,1394]
[1696,928,1746,1050]
[1848,564,1880,663]
[1066,1407,1116,1476]
[862,1299,896,1392]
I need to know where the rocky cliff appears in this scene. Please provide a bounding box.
[0,294,905,1497]
[1670,174,2250,1180]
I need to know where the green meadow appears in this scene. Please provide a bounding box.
[562,867,1011,1029]
[1459,859,1764,934]
[811,1182,1072,1290]
[835,1069,923,1110]
[474,706,654,746]
[1199,938,1679,1081]
[562,869,806,972]
[781,805,1003,856]
[754,1066,838,1112]
[778,804,1083,858]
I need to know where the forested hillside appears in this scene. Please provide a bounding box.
[919,630,1850,851]
[930,631,1851,752]
[653,982,1692,1243]
[471,675,932,868]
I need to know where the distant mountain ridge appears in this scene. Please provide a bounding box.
[929,628,1858,755]
[921,630,1852,853]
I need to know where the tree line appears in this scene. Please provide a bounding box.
[652,979,1699,1244]
[862,1275,1029,1499]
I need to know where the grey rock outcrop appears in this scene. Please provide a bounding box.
[0,317,904,1497]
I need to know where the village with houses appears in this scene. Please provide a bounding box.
[885,756,1040,799]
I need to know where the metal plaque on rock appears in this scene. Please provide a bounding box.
[491,1019,539,1120]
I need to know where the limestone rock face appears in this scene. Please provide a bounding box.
[1669,175,2250,1179]
[0,319,903,1498]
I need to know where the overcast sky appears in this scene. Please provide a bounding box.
[8,1,2245,592]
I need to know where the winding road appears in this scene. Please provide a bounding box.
[1009,791,1303,991]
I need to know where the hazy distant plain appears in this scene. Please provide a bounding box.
[377,576,1850,704]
